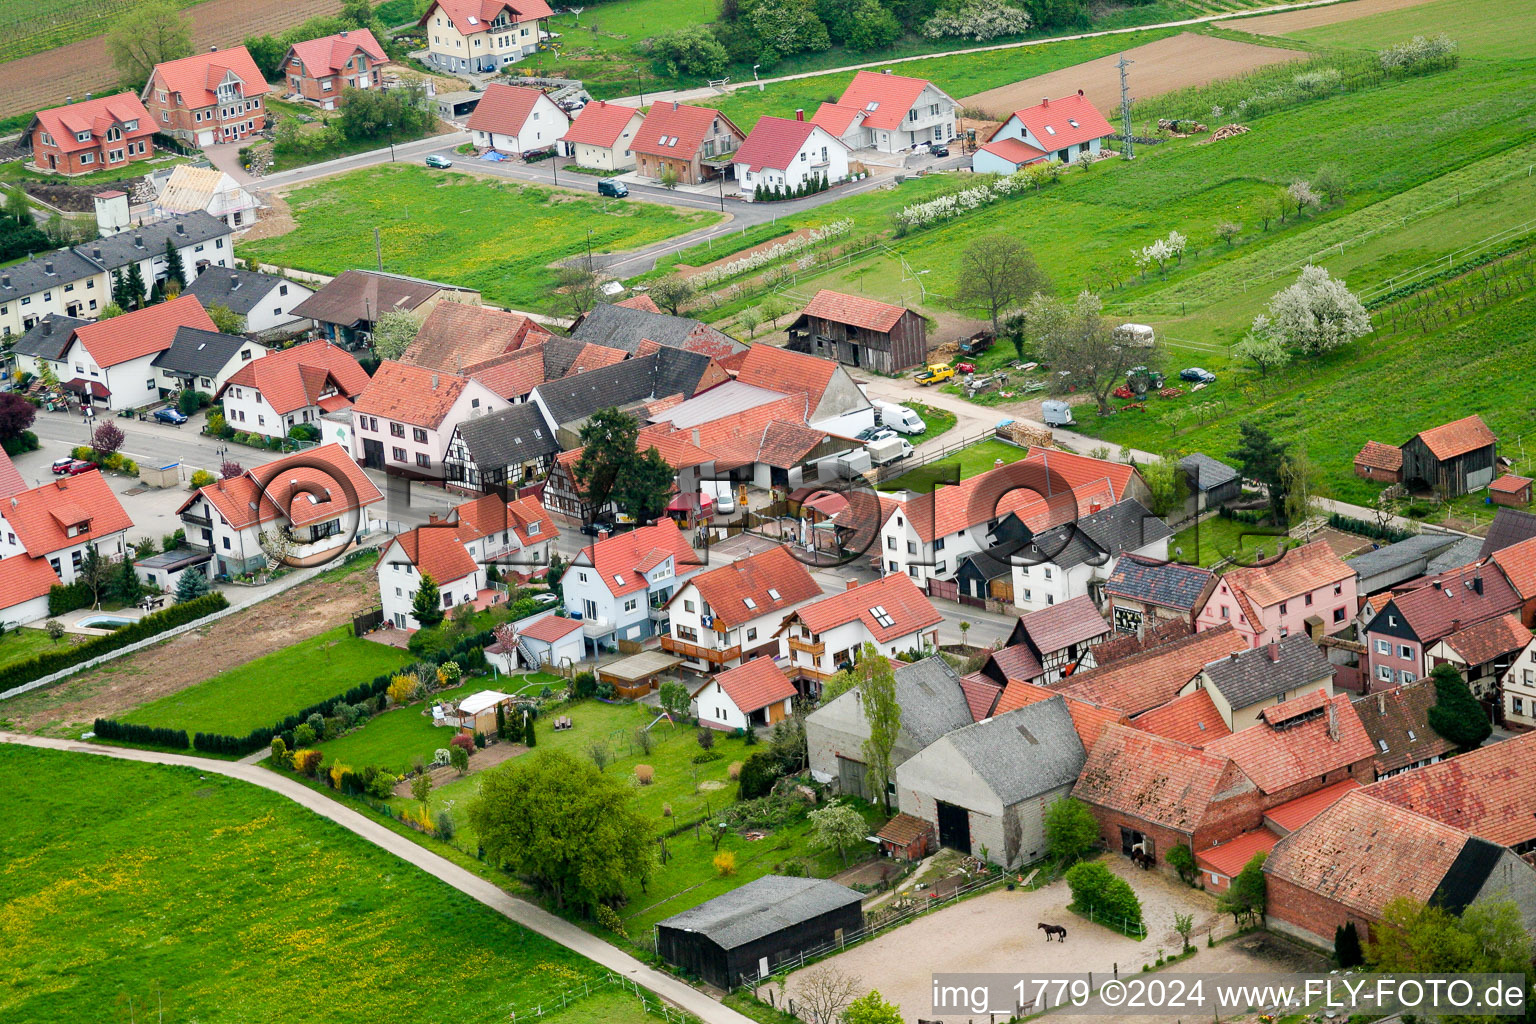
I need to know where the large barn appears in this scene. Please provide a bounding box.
[1399,414,1497,497]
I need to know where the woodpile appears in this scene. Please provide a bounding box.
[930,340,962,360]
[1209,124,1251,142]
[1156,118,1207,137]
[998,421,1053,448]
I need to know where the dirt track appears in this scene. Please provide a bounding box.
[0,0,345,119]
[1218,0,1443,36]
[961,32,1305,120]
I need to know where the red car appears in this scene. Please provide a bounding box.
[65,460,98,476]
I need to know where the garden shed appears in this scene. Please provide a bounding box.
[655,875,865,989]
[597,651,683,699]
[1399,414,1497,497]
[450,690,513,735]
[1180,453,1240,511]
[1489,474,1532,508]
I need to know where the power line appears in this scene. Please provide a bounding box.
[1117,57,1135,161]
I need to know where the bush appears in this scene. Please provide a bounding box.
[189,469,216,488]
[92,718,189,749]
[634,764,654,785]
[294,723,316,747]
[738,751,780,800]
[1064,861,1143,931]
[1,429,40,456]
[270,736,291,768]
[692,751,722,764]
[48,580,93,616]
[595,681,617,700]
[434,808,456,840]
[713,850,737,877]
[1166,844,1197,884]
[292,749,324,775]
[449,732,475,755]
[473,730,486,749]
[573,670,597,697]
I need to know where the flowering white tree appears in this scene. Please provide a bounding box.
[1287,180,1321,215]
[923,0,1030,40]
[1166,230,1187,265]
[1253,265,1371,355]
[1232,327,1292,377]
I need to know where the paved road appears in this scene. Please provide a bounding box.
[0,731,758,1024]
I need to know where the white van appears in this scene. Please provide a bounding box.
[701,480,735,515]
[867,436,915,466]
[875,401,926,435]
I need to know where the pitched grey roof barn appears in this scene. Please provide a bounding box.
[656,876,863,950]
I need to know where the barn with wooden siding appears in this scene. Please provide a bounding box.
[1399,414,1498,498]
[787,289,927,374]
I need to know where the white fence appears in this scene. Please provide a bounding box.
[507,973,699,1024]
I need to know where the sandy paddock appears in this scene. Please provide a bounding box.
[961,32,1305,121]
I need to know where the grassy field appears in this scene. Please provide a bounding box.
[0,627,62,669]
[240,165,721,313]
[1281,0,1535,60]
[1169,514,1294,567]
[882,438,1028,493]
[120,625,413,735]
[0,744,610,1023]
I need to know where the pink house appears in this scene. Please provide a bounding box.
[1195,540,1356,648]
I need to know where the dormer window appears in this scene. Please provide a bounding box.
[123,120,137,131]
[528,521,540,535]
[75,131,91,143]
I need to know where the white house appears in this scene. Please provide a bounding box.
[378,525,484,630]
[974,91,1114,174]
[774,572,943,691]
[488,610,585,673]
[0,471,133,584]
[734,114,850,199]
[560,100,643,171]
[1501,633,1536,729]
[810,70,957,154]
[662,545,823,673]
[185,268,316,337]
[1006,499,1171,614]
[466,83,569,155]
[88,213,236,302]
[177,443,383,578]
[352,361,508,479]
[419,0,550,74]
[218,338,370,440]
[560,519,701,653]
[0,555,59,628]
[151,326,266,397]
[445,492,558,577]
[56,293,218,411]
[692,657,798,732]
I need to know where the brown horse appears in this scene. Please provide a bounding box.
[1038,922,1067,942]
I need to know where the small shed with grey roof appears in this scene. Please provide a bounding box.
[807,657,974,800]
[895,696,1087,868]
[1179,633,1335,731]
[1180,453,1241,511]
[444,404,560,499]
[656,875,864,988]
[1346,533,1464,596]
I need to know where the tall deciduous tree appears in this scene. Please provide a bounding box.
[1043,796,1099,865]
[1251,265,1371,355]
[953,234,1049,338]
[1217,851,1267,926]
[1280,447,1324,526]
[555,265,603,318]
[1228,422,1289,524]
[855,641,900,813]
[107,1,193,86]
[1039,291,1142,416]
[843,990,904,1024]
[205,303,247,335]
[412,572,445,628]
[243,34,287,80]
[797,966,860,1024]
[0,392,37,440]
[79,547,115,609]
[646,276,695,316]
[1368,896,1530,975]
[468,750,653,912]
[1141,453,1189,518]
[371,309,421,361]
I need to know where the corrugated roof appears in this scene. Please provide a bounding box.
[656,875,861,950]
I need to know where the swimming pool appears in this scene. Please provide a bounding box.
[78,616,134,630]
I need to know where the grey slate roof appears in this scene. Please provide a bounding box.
[184,267,293,315]
[1428,534,1486,575]
[941,697,1087,806]
[1008,498,1171,571]
[0,249,102,303]
[1103,554,1213,611]
[956,548,1012,582]
[454,403,559,469]
[1201,633,1333,709]
[539,337,592,380]
[892,657,977,750]
[1346,533,1461,579]
[656,875,862,950]
[151,326,255,378]
[289,269,473,327]
[1181,452,1239,492]
[534,348,715,428]
[9,313,89,361]
[571,302,744,357]
[1479,508,1536,559]
[76,212,230,272]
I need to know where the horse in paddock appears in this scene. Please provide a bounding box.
[1038,922,1067,942]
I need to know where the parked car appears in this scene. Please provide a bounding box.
[425,154,453,169]
[931,145,950,158]
[914,364,955,386]
[1180,367,1217,384]
[531,592,559,606]
[580,520,614,536]
[65,460,98,476]
[51,457,75,475]
[857,426,897,443]
[153,407,188,425]
[598,179,628,198]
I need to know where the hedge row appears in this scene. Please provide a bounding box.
[1327,512,1416,545]
[48,581,94,616]
[93,719,189,749]
[0,593,230,690]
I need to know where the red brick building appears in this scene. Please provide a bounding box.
[143,46,270,148]
[282,29,387,110]
[24,93,155,176]
[1352,440,1402,483]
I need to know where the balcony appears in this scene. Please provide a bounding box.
[580,617,614,638]
[661,635,741,664]
[787,637,825,657]
[648,604,669,622]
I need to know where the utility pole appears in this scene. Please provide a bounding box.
[1117,57,1135,160]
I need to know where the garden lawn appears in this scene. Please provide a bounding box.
[239,165,721,314]
[0,626,61,670]
[0,744,606,1024]
[1169,515,1293,567]
[882,438,1028,493]
[120,625,413,736]
[902,402,957,445]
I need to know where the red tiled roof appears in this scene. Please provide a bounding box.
[1414,413,1496,461]
[568,342,627,374]
[1133,689,1231,747]
[958,672,1003,722]
[1073,724,1237,832]
[678,546,820,628]
[987,644,1045,687]
[518,614,582,642]
[148,46,269,108]
[977,137,1049,167]
[504,495,557,547]
[633,102,742,159]
[468,84,553,138]
[0,449,26,500]
[618,294,662,314]
[390,525,479,584]
[562,100,641,148]
[1364,730,1536,847]
[1489,473,1532,495]
[981,679,1126,747]
[575,519,696,597]
[1441,612,1530,666]
[810,102,861,137]
[70,294,214,368]
[2,471,132,557]
[876,812,931,847]
[756,421,828,468]
[1490,535,1536,599]
[835,70,941,131]
[704,657,798,714]
[31,93,154,155]
[897,457,1104,545]
[1218,539,1353,613]
[1095,616,1194,665]
[424,0,553,36]
[1264,778,1360,834]
[735,115,821,173]
[1018,594,1108,653]
[448,492,557,549]
[1060,623,1246,716]
[801,289,906,334]
[218,338,369,415]
[287,29,386,78]
[0,554,61,609]
[1203,691,1375,795]
[1379,560,1521,646]
[1195,827,1278,880]
[733,344,838,415]
[465,346,547,400]
[354,360,485,429]
[178,442,382,530]
[787,572,941,644]
[1354,440,1402,472]
[1001,92,1114,151]
[402,302,550,374]
[1265,789,1472,919]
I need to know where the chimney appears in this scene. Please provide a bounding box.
[230,274,240,289]
[1229,652,1240,663]
[882,69,892,75]
[1326,701,1339,742]
[431,373,440,389]
[846,579,858,591]
[1432,580,1442,590]
[134,233,144,248]
[1377,692,1386,716]
[1450,618,1461,634]
[597,528,608,541]
[672,101,679,111]
[1,274,9,288]
[1474,575,1484,594]
[1266,639,1279,662]
[44,260,54,275]
[209,45,218,52]
[1042,96,1049,107]
[340,29,348,37]
[795,108,804,122]
[994,458,1004,469]
[691,427,700,446]
[92,245,101,260]
[42,319,51,335]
